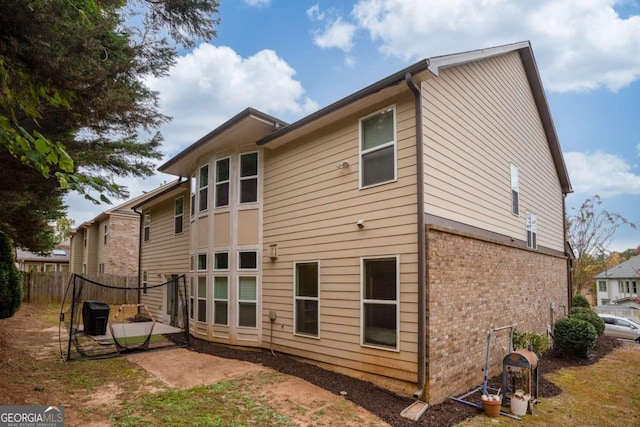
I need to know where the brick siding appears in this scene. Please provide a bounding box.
[425,226,568,404]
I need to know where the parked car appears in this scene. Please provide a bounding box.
[598,314,640,342]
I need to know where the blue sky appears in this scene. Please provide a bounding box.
[66,0,640,252]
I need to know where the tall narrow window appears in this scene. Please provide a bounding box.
[362,257,398,349]
[83,233,87,248]
[197,276,207,323]
[239,153,258,203]
[294,262,319,337]
[103,225,108,245]
[143,212,151,242]
[142,271,148,295]
[526,212,537,249]
[198,164,209,212]
[197,253,207,271]
[215,157,230,207]
[189,277,195,320]
[190,175,196,218]
[238,276,257,327]
[360,107,396,188]
[511,163,519,216]
[213,276,228,325]
[174,196,184,234]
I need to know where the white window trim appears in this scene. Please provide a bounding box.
[214,156,231,208]
[239,151,259,204]
[212,275,229,326]
[142,271,148,295]
[293,260,321,339]
[196,276,207,323]
[510,163,519,216]
[360,255,400,352]
[174,196,184,235]
[143,211,151,242]
[359,105,398,189]
[237,275,258,329]
[196,253,208,271]
[190,174,196,218]
[189,276,195,320]
[213,251,230,271]
[526,211,537,249]
[198,163,210,213]
[238,250,259,271]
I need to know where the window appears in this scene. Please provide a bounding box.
[510,163,519,216]
[526,212,537,249]
[142,271,148,295]
[174,196,184,234]
[215,157,230,207]
[619,282,625,293]
[360,107,396,188]
[45,264,56,272]
[189,277,195,320]
[214,252,229,270]
[198,164,209,212]
[626,281,631,293]
[190,255,194,272]
[239,251,257,270]
[98,263,104,274]
[143,212,151,242]
[633,281,638,294]
[190,175,196,218]
[197,276,207,322]
[598,280,607,292]
[83,233,87,248]
[362,257,398,349]
[238,276,257,327]
[103,224,108,245]
[294,262,319,337]
[197,253,207,271]
[213,276,228,325]
[239,153,258,203]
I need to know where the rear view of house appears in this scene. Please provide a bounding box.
[155,41,572,404]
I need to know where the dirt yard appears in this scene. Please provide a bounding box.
[0,303,624,426]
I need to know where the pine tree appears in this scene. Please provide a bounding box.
[0,232,22,319]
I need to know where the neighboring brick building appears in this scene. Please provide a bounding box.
[69,184,174,276]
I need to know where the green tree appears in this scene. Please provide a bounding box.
[0,232,22,319]
[567,195,636,295]
[54,217,76,246]
[0,0,220,251]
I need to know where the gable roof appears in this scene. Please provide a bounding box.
[255,40,571,194]
[159,108,287,177]
[595,256,640,279]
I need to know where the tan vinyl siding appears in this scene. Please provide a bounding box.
[422,51,564,251]
[263,95,419,384]
[139,192,190,323]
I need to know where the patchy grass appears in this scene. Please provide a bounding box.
[455,344,640,426]
[111,381,296,427]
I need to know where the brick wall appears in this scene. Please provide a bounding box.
[425,226,569,404]
[107,215,139,275]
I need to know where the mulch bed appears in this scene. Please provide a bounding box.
[187,335,621,426]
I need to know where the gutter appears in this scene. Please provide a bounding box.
[133,205,143,307]
[404,71,427,400]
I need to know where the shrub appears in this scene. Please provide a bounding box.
[553,317,597,357]
[0,232,22,319]
[572,294,591,308]
[569,307,605,336]
[512,330,552,357]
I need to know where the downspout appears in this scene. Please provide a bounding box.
[405,71,427,399]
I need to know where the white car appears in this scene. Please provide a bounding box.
[598,314,640,342]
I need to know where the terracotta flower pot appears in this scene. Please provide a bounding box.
[481,397,502,417]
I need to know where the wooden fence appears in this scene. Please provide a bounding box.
[22,272,139,304]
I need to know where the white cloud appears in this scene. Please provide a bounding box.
[337,0,640,93]
[244,0,270,7]
[313,17,357,52]
[147,44,319,158]
[564,151,640,197]
[307,4,324,21]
